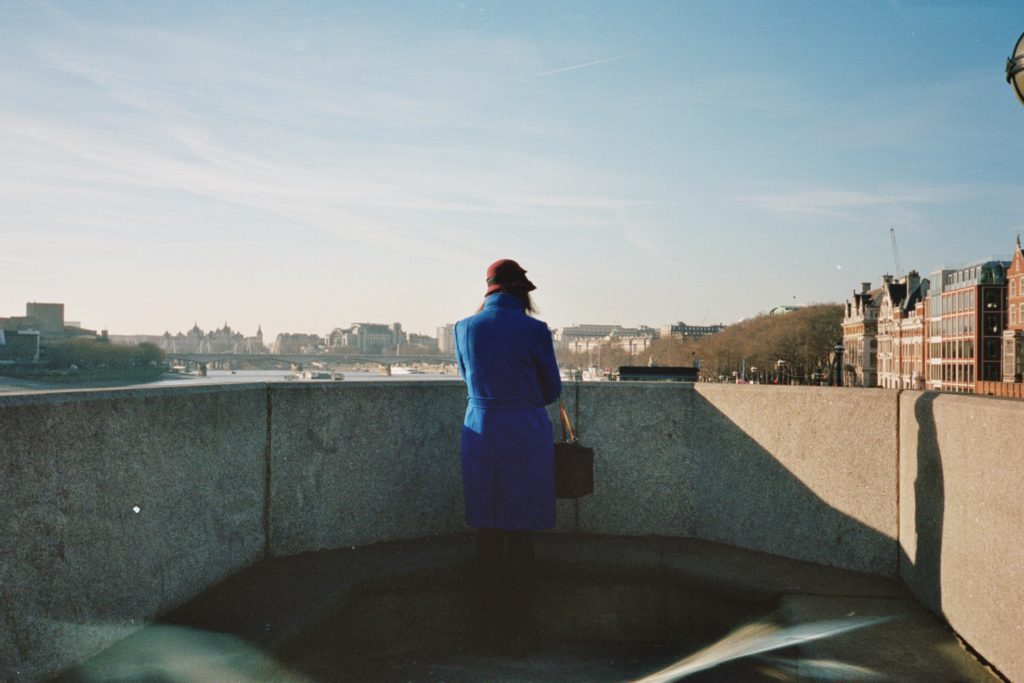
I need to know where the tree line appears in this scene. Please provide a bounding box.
[46,338,166,370]
[557,304,844,384]
[653,304,844,382]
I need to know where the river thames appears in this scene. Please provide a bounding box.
[0,369,462,394]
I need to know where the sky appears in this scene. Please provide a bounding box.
[2,1,1023,339]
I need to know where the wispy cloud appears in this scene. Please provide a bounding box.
[736,185,1002,219]
[536,49,654,77]
[0,10,655,273]
[0,255,46,267]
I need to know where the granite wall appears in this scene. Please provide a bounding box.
[899,391,1024,682]
[267,382,466,555]
[0,385,267,681]
[564,383,900,576]
[2,381,1017,680]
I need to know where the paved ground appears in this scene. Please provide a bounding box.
[59,533,1001,682]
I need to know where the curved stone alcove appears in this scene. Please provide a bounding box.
[61,534,991,682]
[1,382,1020,680]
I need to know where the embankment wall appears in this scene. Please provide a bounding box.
[0,385,267,681]
[899,391,1024,681]
[0,382,1018,679]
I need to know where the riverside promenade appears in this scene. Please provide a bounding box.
[1,382,1020,680]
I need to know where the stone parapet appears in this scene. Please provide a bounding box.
[564,383,899,576]
[0,382,1017,680]
[900,391,1024,682]
[0,385,267,681]
[267,382,466,555]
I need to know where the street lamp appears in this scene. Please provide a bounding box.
[832,344,844,387]
[1008,32,1024,106]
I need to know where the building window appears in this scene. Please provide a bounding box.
[1013,307,1018,325]
[984,337,1001,361]
[984,313,1001,335]
[983,362,1000,381]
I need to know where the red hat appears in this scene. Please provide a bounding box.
[485,259,536,296]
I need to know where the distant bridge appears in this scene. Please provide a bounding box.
[164,352,457,366]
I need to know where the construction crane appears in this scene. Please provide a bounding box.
[890,228,904,279]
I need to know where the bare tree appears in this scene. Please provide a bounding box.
[648,305,843,383]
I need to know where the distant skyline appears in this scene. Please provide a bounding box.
[3,1,1023,340]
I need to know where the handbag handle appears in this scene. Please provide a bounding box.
[559,400,578,443]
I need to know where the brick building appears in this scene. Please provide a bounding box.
[874,272,928,389]
[842,282,882,387]
[934,261,1008,392]
[1003,237,1024,383]
[847,256,1014,396]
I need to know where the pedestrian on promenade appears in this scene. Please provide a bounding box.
[453,258,562,646]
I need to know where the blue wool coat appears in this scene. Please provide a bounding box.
[454,293,562,530]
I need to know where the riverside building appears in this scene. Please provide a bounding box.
[328,323,406,355]
[842,282,882,387]
[659,321,727,339]
[936,260,1008,392]
[845,256,1012,395]
[553,324,624,353]
[1004,238,1024,384]
[874,272,928,390]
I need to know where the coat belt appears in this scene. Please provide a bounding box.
[467,397,541,409]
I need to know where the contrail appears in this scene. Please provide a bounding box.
[536,49,654,77]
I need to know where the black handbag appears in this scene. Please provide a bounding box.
[554,401,594,499]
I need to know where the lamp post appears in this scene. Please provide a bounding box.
[832,344,844,387]
[1008,32,1024,106]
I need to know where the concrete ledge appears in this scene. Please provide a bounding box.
[690,384,899,576]
[0,381,1014,680]
[0,384,267,680]
[569,383,899,576]
[900,391,1024,682]
[572,383,696,538]
[267,382,467,555]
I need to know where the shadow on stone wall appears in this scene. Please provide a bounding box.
[682,389,899,577]
[899,392,944,615]
[570,385,898,576]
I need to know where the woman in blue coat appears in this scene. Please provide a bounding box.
[454,259,561,574]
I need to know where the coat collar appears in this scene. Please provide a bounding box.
[484,292,523,310]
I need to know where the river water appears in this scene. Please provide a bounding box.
[151,369,461,387]
[0,369,462,394]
